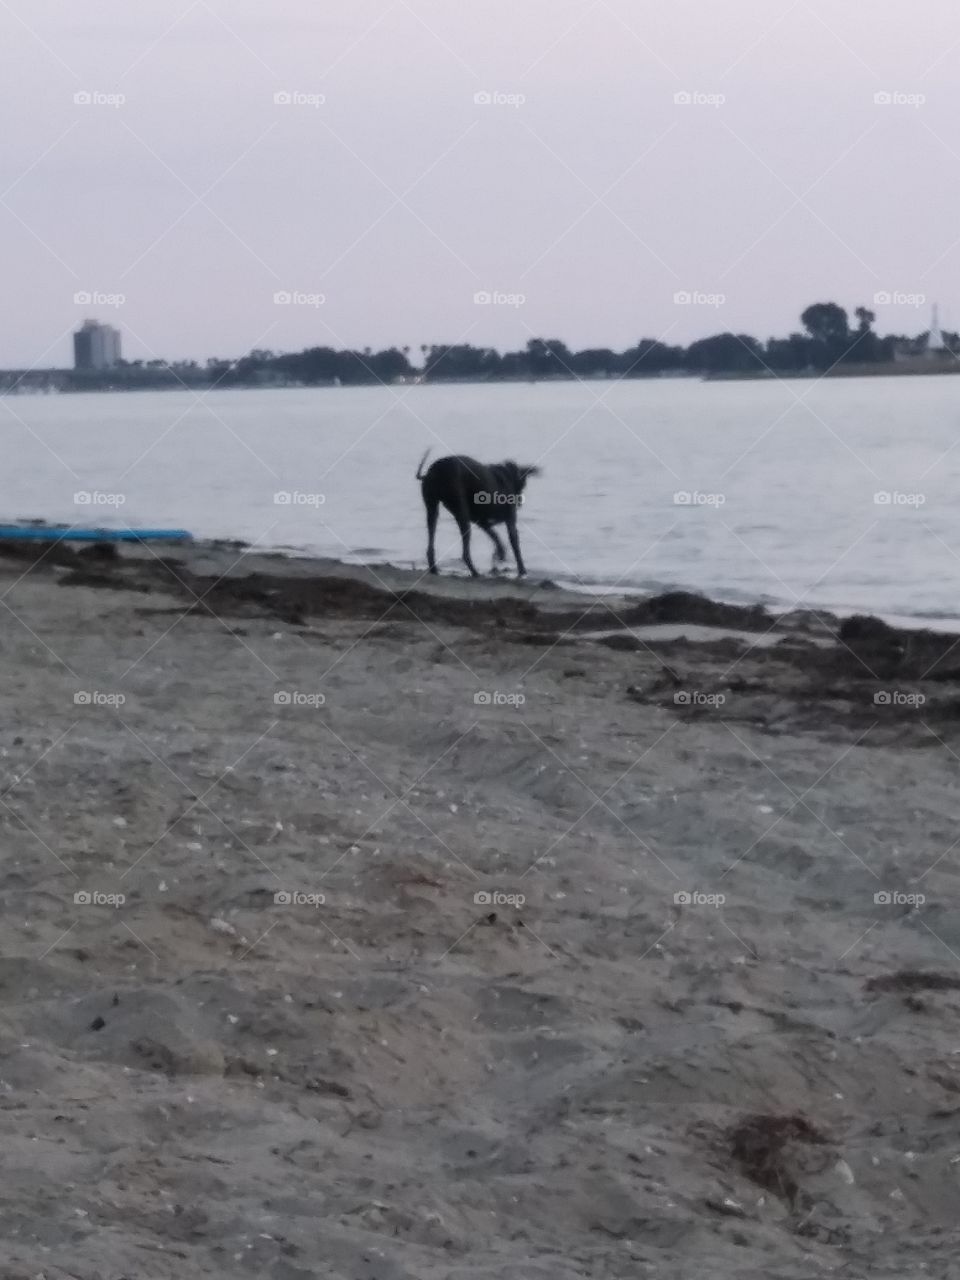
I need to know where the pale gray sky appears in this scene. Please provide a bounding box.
[2,0,959,367]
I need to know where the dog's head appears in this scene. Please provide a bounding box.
[502,461,542,494]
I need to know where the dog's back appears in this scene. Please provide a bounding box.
[420,455,494,512]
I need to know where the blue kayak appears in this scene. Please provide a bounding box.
[0,526,192,542]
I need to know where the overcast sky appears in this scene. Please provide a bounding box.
[2,0,960,367]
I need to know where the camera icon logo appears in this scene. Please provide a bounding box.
[274,890,292,904]
[274,491,292,504]
[673,290,692,304]
[873,491,891,505]
[274,91,292,105]
[74,691,91,705]
[673,890,692,905]
[874,691,891,705]
[474,890,492,904]
[474,91,492,105]
[874,91,892,105]
[673,691,691,705]
[74,290,92,305]
[273,291,292,305]
[474,290,492,305]
[475,490,491,504]
[274,691,292,705]
[74,90,92,105]
[74,491,91,505]
[74,890,91,904]
[674,91,692,105]
[874,890,892,904]
[874,290,892,305]
[474,691,491,705]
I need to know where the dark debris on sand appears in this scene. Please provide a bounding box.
[8,540,960,746]
[864,971,960,994]
[728,1113,835,1204]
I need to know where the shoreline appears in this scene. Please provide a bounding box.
[14,526,960,636]
[0,531,838,638]
[8,529,960,669]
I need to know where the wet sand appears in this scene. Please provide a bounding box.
[1,537,959,1278]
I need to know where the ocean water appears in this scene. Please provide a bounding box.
[3,376,959,624]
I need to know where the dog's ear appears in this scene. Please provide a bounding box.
[520,465,541,481]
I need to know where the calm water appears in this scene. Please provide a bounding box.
[3,377,959,623]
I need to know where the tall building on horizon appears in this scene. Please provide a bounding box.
[73,319,121,370]
[926,303,948,356]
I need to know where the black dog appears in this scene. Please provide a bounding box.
[416,450,540,577]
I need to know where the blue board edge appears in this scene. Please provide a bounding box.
[0,526,193,542]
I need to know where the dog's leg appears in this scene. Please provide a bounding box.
[425,497,439,574]
[506,513,526,577]
[456,515,479,577]
[480,523,507,572]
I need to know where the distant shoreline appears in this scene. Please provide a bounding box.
[0,370,695,395]
[17,298,955,392]
[706,358,960,380]
[3,362,960,394]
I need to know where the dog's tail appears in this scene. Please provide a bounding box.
[415,448,432,480]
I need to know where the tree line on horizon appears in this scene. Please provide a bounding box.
[92,302,957,390]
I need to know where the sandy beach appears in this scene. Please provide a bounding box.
[1,535,959,1278]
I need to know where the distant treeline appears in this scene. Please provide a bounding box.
[201,302,958,385]
[7,302,952,394]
